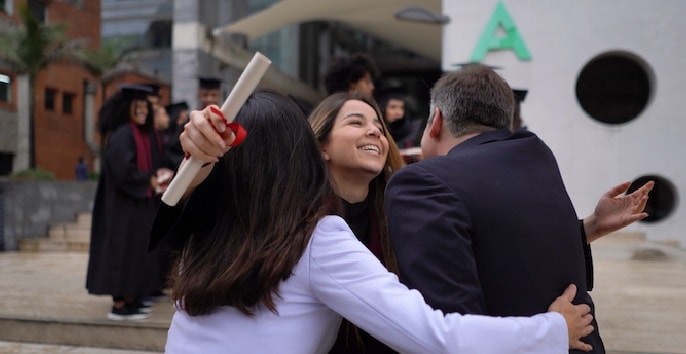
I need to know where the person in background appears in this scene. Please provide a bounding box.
[512,89,528,131]
[376,85,422,149]
[149,89,595,354]
[323,53,379,96]
[154,103,170,133]
[164,101,190,168]
[385,64,654,353]
[75,156,88,181]
[86,84,172,321]
[144,83,163,117]
[198,76,222,109]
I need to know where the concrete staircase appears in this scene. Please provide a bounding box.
[4,213,169,352]
[18,212,91,252]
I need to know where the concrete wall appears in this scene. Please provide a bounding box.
[442,0,685,247]
[0,179,96,251]
[0,109,17,153]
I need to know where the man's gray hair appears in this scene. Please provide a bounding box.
[429,64,515,137]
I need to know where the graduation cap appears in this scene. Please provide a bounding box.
[118,83,153,100]
[166,101,189,113]
[165,101,189,118]
[199,76,222,90]
[144,83,161,97]
[513,89,528,103]
[377,83,407,101]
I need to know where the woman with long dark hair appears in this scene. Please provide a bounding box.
[308,91,404,353]
[87,85,172,321]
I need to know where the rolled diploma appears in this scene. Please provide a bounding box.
[161,52,272,206]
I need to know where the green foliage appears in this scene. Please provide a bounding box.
[0,3,89,77]
[10,168,56,180]
[83,36,140,76]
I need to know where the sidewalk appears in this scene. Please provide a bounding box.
[588,234,686,354]
[0,232,684,353]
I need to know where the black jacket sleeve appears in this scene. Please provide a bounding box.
[148,163,222,251]
[580,219,594,291]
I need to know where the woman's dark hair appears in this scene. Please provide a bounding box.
[97,92,154,141]
[308,91,404,274]
[323,53,379,95]
[309,91,404,352]
[171,90,339,316]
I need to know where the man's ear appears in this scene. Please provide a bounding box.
[428,107,443,139]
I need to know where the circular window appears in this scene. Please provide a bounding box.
[628,175,677,223]
[575,52,652,124]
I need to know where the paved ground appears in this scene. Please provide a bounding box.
[0,232,684,353]
[0,341,158,354]
[588,234,686,354]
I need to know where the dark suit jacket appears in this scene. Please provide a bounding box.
[385,129,604,353]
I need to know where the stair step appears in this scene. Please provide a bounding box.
[19,212,93,253]
[0,253,172,351]
[0,315,167,352]
[19,239,89,252]
[49,226,90,240]
[76,212,92,225]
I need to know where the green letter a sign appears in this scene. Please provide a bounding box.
[470,1,531,62]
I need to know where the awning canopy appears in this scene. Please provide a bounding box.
[214,0,444,61]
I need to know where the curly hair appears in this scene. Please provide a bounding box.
[323,53,380,95]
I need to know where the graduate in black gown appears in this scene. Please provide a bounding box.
[86,84,173,321]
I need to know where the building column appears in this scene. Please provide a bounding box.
[83,80,99,172]
[13,74,29,173]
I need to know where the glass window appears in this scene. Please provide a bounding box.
[28,0,46,23]
[45,88,57,111]
[63,92,75,114]
[0,73,10,103]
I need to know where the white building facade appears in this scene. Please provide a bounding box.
[442,0,684,246]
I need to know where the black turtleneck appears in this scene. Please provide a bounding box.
[342,198,370,247]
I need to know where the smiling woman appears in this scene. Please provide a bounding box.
[308,92,405,353]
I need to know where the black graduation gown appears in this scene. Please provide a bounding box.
[86,124,162,296]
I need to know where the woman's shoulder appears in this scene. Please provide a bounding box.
[308,215,366,258]
[313,215,352,236]
[108,123,134,140]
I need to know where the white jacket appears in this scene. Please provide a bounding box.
[165,215,567,353]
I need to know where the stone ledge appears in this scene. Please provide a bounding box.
[0,316,166,352]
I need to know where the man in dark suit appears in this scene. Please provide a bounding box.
[385,64,603,352]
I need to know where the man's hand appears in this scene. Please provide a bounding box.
[583,180,654,243]
[548,284,594,352]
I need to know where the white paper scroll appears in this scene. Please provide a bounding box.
[161,52,272,206]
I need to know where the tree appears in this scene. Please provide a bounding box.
[0,3,89,169]
[83,36,142,98]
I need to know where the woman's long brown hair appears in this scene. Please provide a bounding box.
[170,90,339,316]
[309,91,406,353]
[308,91,405,275]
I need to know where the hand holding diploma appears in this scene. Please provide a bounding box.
[162,52,271,206]
[175,107,236,191]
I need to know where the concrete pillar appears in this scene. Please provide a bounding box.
[83,80,98,148]
[83,80,99,173]
[13,75,29,173]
